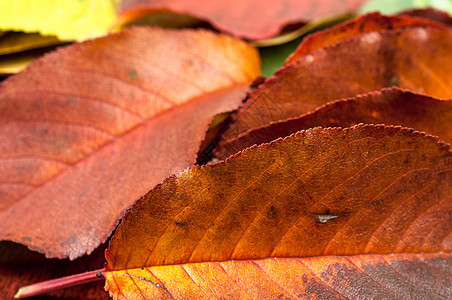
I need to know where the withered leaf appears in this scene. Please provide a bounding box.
[222,26,452,142]
[0,27,260,259]
[216,88,452,160]
[104,125,452,299]
[285,12,445,65]
[118,0,366,40]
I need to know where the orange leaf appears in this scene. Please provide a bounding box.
[104,125,452,298]
[105,253,450,299]
[117,0,366,40]
[222,26,452,142]
[285,12,446,65]
[0,27,260,259]
[215,88,452,160]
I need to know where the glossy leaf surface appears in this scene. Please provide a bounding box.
[0,27,260,259]
[216,88,452,159]
[105,125,452,298]
[222,27,452,141]
[118,0,366,40]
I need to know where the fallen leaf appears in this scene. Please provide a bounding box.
[0,0,118,41]
[399,7,452,26]
[0,27,260,259]
[215,88,452,160]
[104,125,452,298]
[285,12,445,65]
[117,0,367,40]
[105,254,451,299]
[0,32,63,56]
[222,26,452,141]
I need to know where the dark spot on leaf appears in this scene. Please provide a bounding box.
[5,233,11,237]
[175,221,184,226]
[410,128,414,133]
[278,293,284,299]
[22,236,32,242]
[96,272,102,278]
[67,97,76,104]
[267,206,276,219]
[302,274,308,283]
[129,69,137,80]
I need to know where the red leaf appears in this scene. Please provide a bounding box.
[118,0,366,40]
[216,88,452,159]
[286,12,445,65]
[399,7,452,27]
[0,27,260,259]
[222,26,452,142]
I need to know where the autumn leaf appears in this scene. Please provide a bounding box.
[215,88,452,160]
[221,25,452,142]
[117,0,367,40]
[285,11,446,65]
[103,125,451,299]
[399,7,452,26]
[0,0,118,41]
[0,27,260,260]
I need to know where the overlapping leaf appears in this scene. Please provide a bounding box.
[118,0,366,40]
[285,11,445,64]
[216,88,452,159]
[221,24,452,143]
[104,125,452,299]
[0,27,260,259]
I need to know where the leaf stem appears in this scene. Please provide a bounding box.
[14,268,106,298]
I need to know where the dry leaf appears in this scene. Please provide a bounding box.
[0,27,260,260]
[104,125,452,298]
[118,0,366,40]
[222,26,452,142]
[216,88,452,159]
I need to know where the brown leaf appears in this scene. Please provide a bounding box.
[399,8,452,27]
[104,125,452,298]
[216,88,452,160]
[0,27,260,259]
[118,0,366,40]
[222,26,452,142]
[286,12,445,65]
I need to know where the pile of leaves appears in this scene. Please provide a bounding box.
[1,3,451,300]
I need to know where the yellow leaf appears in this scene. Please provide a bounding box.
[0,0,118,41]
